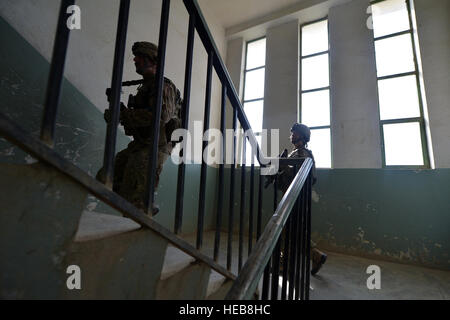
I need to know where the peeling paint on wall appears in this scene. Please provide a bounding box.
[311,190,320,203]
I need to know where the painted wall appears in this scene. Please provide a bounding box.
[264,20,300,155]
[414,0,450,168]
[312,168,450,270]
[0,14,218,235]
[218,166,450,270]
[0,0,228,161]
[329,0,382,168]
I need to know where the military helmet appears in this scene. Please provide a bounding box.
[291,123,311,143]
[132,41,158,63]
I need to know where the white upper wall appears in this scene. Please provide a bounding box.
[0,0,227,136]
[329,0,382,168]
[414,0,450,168]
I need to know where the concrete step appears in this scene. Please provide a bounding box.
[156,244,210,299]
[74,210,141,242]
[172,230,259,299]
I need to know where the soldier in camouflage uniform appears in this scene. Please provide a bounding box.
[97,42,182,215]
[276,123,327,275]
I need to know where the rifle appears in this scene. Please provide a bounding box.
[264,148,288,189]
[105,80,144,103]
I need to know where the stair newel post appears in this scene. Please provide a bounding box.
[175,12,195,235]
[98,0,130,189]
[214,84,226,261]
[196,49,213,250]
[144,0,170,215]
[227,107,237,270]
[40,0,75,146]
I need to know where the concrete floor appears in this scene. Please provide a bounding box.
[309,251,450,300]
[178,231,450,300]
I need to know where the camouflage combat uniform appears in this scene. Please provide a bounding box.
[97,41,182,212]
[277,146,317,194]
[111,76,181,210]
[99,75,181,211]
[277,145,326,272]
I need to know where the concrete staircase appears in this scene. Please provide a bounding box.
[74,211,248,299]
[0,162,265,299]
[0,162,228,299]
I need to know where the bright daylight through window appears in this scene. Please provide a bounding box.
[300,19,331,168]
[242,37,266,166]
[372,0,429,167]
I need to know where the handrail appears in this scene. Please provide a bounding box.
[225,158,313,300]
[1,0,312,300]
[0,112,236,282]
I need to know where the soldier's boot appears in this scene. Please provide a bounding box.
[311,248,327,276]
[151,202,159,216]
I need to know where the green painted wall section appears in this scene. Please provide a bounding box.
[0,16,129,174]
[312,169,450,270]
[221,166,450,270]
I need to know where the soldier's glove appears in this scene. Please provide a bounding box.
[104,103,127,124]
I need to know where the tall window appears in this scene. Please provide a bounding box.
[300,18,332,168]
[242,37,266,165]
[371,0,429,167]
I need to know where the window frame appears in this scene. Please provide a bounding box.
[241,36,266,166]
[371,0,430,169]
[299,17,333,169]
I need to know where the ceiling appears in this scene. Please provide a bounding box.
[198,0,308,29]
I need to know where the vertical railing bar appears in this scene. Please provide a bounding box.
[196,50,213,250]
[270,176,280,300]
[227,107,237,270]
[270,238,281,300]
[98,0,131,188]
[281,214,291,300]
[174,12,195,234]
[262,259,271,300]
[288,165,298,300]
[300,183,308,300]
[238,136,246,272]
[305,174,312,300]
[214,84,226,261]
[40,0,75,146]
[295,184,305,300]
[144,0,171,215]
[256,168,263,240]
[248,150,255,256]
[288,198,299,300]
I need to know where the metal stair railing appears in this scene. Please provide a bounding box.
[0,0,313,299]
[225,158,313,300]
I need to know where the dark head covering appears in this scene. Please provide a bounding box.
[132,41,158,63]
[291,123,311,143]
